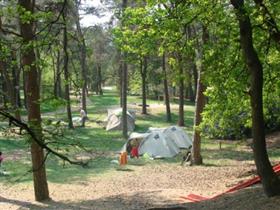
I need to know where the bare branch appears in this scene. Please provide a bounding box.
[35,0,67,37]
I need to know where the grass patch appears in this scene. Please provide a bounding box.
[0,137,32,183]
[0,138,27,151]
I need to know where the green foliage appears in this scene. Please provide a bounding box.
[121,0,280,139]
[129,69,142,95]
[196,1,280,139]
[113,6,158,62]
[41,97,66,113]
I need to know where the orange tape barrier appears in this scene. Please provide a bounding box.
[180,164,280,202]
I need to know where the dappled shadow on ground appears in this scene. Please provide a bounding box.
[177,185,280,210]
[0,190,179,210]
[203,148,253,162]
[2,185,280,210]
[0,196,43,209]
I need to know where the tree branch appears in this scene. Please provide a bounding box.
[0,110,88,167]
[253,0,280,46]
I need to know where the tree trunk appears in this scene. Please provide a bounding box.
[74,0,88,113]
[11,50,21,120]
[118,54,123,107]
[191,68,206,165]
[162,53,172,122]
[191,27,199,99]
[140,57,147,114]
[191,25,208,165]
[0,18,8,108]
[97,64,103,95]
[119,64,123,107]
[122,60,128,138]
[93,65,99,94]
[18,0,49,201]
[22,67,28,109]
[35,46,42,96]
[188,81,195,102]
[0,72,4,106]
[62,3,74,129]
[0,63,8,108]
[177,56,185,126]
[189,63,196,103]
[14,53,22,109]
[52,51,57,98]
[231,0,280,196]
[0,61,13,106]
[192,63,198,101]
[53,50,62,98]
[184,26,195,103]
[0,51,20,120]
[57,52,62,98]
[121,0,128,138]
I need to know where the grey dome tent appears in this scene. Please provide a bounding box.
[106,108,136,131]
[122,131,180,158]
[149,126,192,149]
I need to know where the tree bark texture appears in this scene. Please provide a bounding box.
[62,3,74,129]
[97,64,103,95]
[177,56,185,127]
[11,50,21,120]
[189,63,197,103]
[231,0,280,196]
[0,49,20,119]
[35,46,42,94]
[192,63,198,101]
[191,25,208,166]
[122,60,128,138]
[121,0,128,138]
[0,72,5,106]
[191,68,206,165]
[74,0,88,113]
[0,62,8,108]
[140,57,147,114]
[22,66,28,109]
[118,54,123,107]
[0,61,14,106]
[162,53,172,122]
[18,0,49,201]
[53,50,62,98]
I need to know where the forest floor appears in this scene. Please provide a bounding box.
[1,90,280,210]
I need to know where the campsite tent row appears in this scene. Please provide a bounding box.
[106,108,136,132]
[122,126,193,158]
